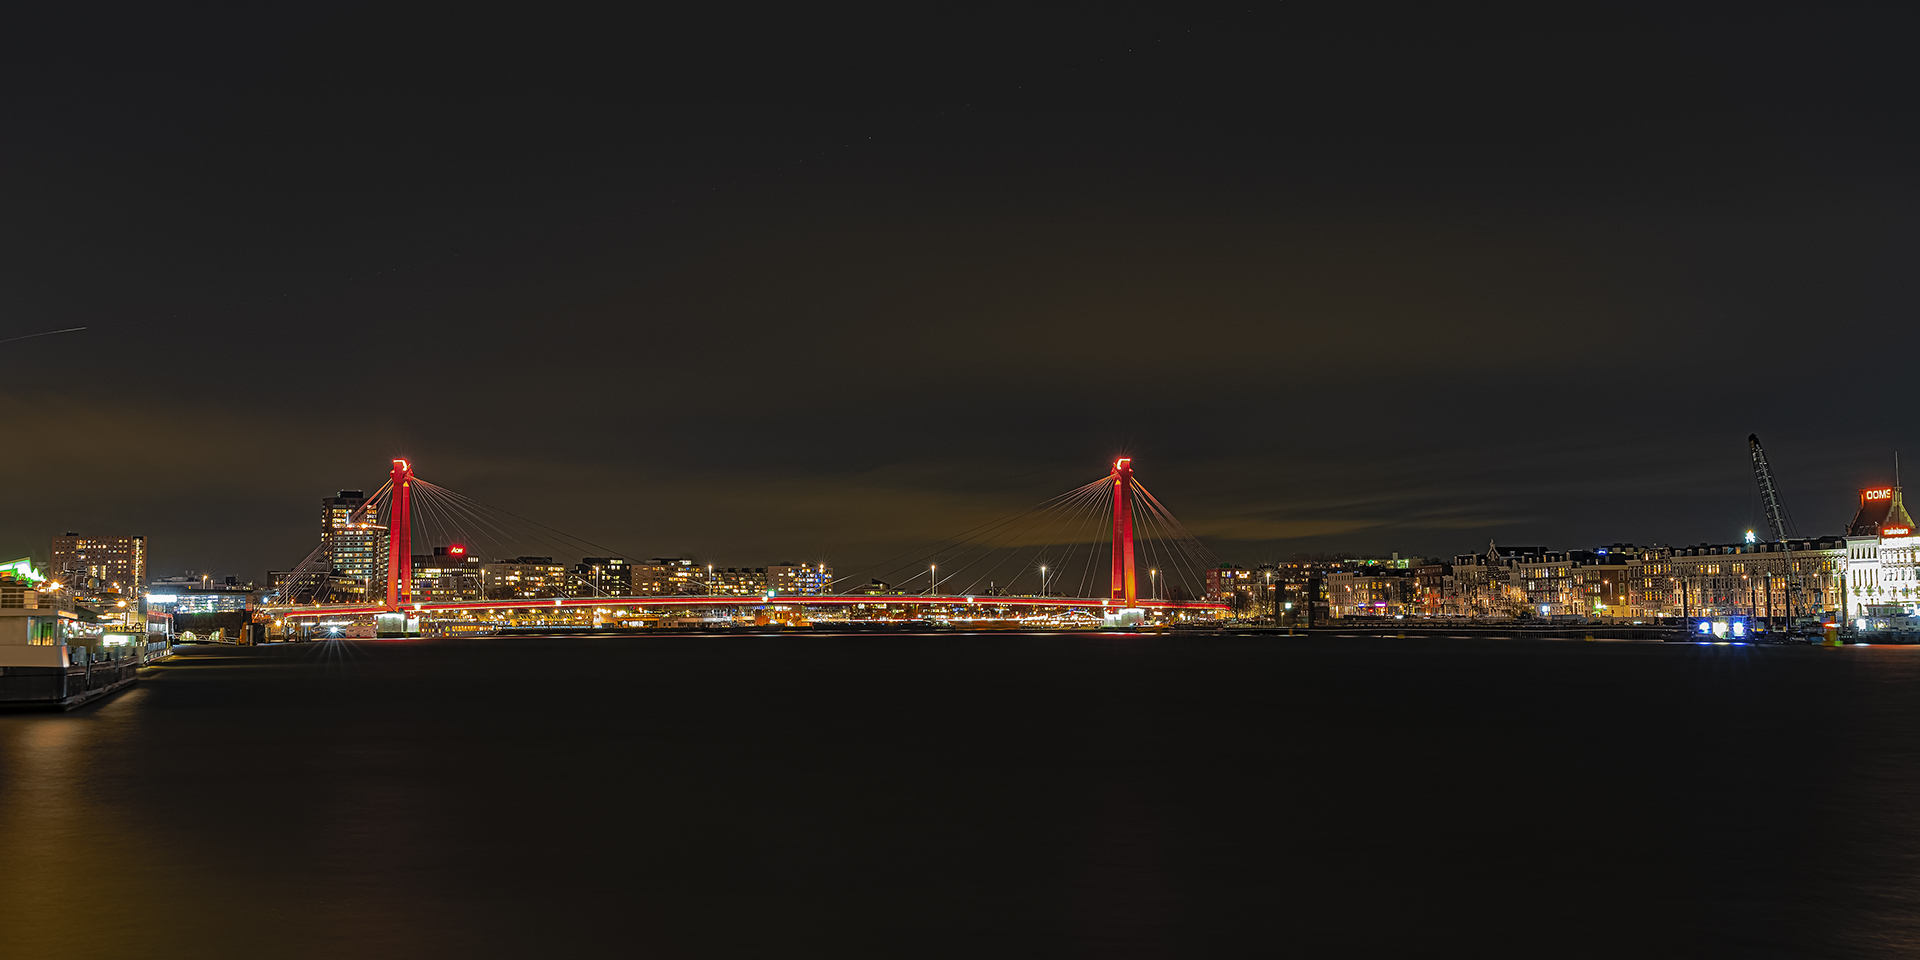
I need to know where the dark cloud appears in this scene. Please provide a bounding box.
[2,3,1916,579]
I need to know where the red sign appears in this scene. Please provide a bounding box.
[449,544,466,555]
[1884,527,1911,537]
[1864,488,1893,501]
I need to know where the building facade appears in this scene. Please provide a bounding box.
[50,533,146,595]
[1843,484,1919,619]
[1653,539,1846,621]
[768,563,832,595]
[574,557,635,597]
[634,558,701,595]
[413,546,482,602]
[712,567,769,596]
[481,557,569,600]
[320,490,384,602]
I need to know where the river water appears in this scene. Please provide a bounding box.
[2,634,1918,958]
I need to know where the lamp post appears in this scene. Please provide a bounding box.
[929,563,937,596]
[707,564,714,597]
[1152,568,1160,601]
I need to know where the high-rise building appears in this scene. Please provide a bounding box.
[50,534,146,595]
[322,490,367,540]
[320,490,384,600]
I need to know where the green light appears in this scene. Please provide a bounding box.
[0,558,45,583]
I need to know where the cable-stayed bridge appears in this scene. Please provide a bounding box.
[264,458,1229,634]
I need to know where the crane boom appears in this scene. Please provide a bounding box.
[1749,434,1797,542]
[1748,433,1802,634]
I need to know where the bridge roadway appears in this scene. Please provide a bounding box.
[268,595,1231,618]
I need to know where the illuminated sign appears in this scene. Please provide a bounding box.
[449,545,466,555]
[0,558,44,583]
[1884,527,1912,537]
[1864,488,1893,501]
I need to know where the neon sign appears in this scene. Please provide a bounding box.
[1884,527,1912,537]
[1864,488,1893,500]
[449,545,466,555]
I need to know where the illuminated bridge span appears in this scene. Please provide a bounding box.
[266,458,1229,631]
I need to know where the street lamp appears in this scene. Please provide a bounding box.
[929,563,937,596]
[1152,568,1159,601]
[1039,564,1047,598]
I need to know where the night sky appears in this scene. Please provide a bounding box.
[5,4,1918,581]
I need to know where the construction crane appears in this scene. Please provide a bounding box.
[1748,434,1802,634]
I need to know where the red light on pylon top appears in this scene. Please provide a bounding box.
[1113,458,1130,472]
[393,458,411,473]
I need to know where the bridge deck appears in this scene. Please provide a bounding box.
[268,595,1230,617]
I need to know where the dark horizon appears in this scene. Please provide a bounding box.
[5,4,1917,580]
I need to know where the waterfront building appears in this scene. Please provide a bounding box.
[1660,539,1845,621]
[1510,547,1635,617]
[1512,552,1581,615]
[713,567,769,596]
[1326,568,1416,618]
[1205,565,1258,603]
[50,533,146,595]
[1843,484,1919,619]
[1413,563,1456,616]
[1626,547,1676,619]
[413,546,482,602]
[145,575,256,614]
[1569,550,1633,618]
[1447,544,1542,617]
[320,490,384,602]
[481,557,569,600]
[634,558,701,595]
[768,562,831,595]
[574,557,635,597]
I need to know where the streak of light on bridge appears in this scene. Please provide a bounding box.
[271,595,1231,618]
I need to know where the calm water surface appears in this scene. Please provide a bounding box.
[3,634,1919,958]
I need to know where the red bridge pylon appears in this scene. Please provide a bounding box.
[386,458,412,610]
[1110,458,1136,605]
